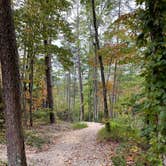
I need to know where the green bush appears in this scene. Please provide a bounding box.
[72,122,88,130]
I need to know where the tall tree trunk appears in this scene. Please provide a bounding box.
[91,0,109,118]
[21,46,28,127]
[93,44,98,121]
[0,0,27,165]
[88,72,93,121]
[44,40,55,124]
[77,54,84,121]
[67,71,71,120]
[72,64,77,112]
[106,61,113,118]
[111,60,117,117]
[29,57,34,127]
[87,15,98,121]
[77,1,84,121]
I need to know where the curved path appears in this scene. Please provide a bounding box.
[28,122,112,166]
[0,122,113,166]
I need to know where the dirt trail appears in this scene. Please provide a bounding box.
[0,122,113,166]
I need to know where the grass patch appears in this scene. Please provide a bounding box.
[72,122,88,130]
[25,130,49,149]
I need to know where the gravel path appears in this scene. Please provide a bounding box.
[0,122,113,166]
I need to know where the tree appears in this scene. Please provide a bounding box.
[76,1,85,121]
[14,0,73,124]
[91,0,109,118]
[0,0,27,165]
[44,39,55,123]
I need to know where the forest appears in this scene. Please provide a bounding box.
[0,0,166,166]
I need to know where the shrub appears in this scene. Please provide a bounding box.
[72,122,88,130]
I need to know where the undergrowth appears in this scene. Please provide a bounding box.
[72,122,88,130]
[25,130,50,149]
[97,115,151,165]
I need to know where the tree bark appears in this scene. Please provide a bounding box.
[44,40,55,124]
[91,0,109,118]
[0,0,27,165]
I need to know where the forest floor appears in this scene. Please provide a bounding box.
[0,122,117,166]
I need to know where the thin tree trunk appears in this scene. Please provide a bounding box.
[110,0,121,117]
[87,66,93,121]
[22,46,28,127]
[111,60,117,116]
[73,64,77,111]
[106,61,113,118]
[77,55,84,121]
[87,14,98,121]
[91,0,109,118]
[29,57,34,127]
[77,1,84,121]
[93,44,98,121]
[44,40,55,124]
[67,71,71,119]
[0,0,27,165]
